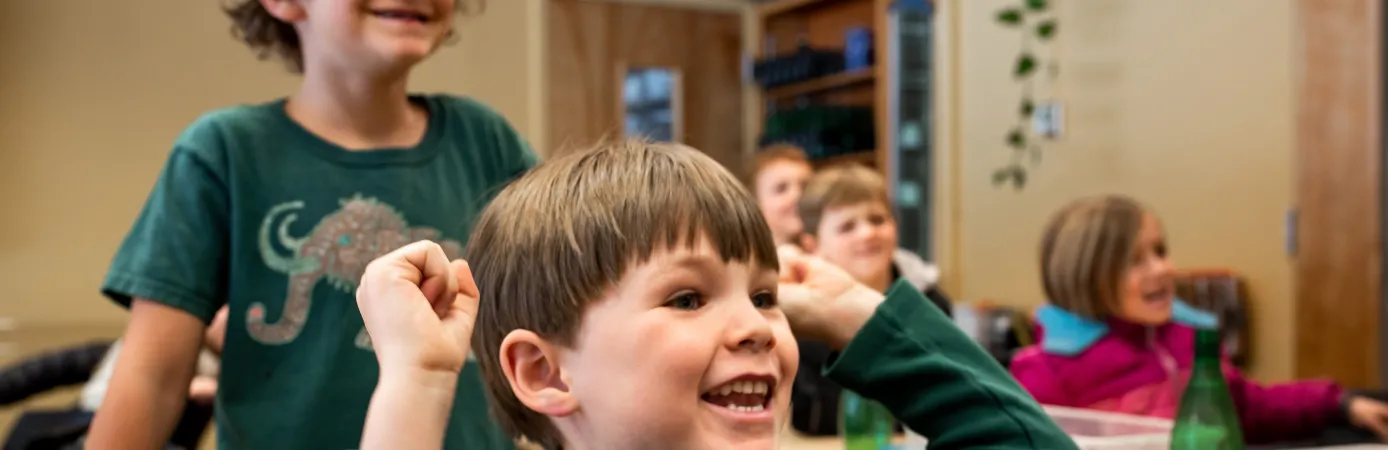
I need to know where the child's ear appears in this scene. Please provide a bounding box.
[499,330,578,417]
[258,0,307,22]
[798,234,819,254]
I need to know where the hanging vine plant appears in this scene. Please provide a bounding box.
[990,0,1058,190]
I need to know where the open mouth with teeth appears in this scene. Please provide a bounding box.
[369,9,431,23]
[701,377,774,413]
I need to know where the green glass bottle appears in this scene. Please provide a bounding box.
[840,389,895,450]
[1170,329,1245,450]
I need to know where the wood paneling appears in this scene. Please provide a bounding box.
[1293,0,1383,388]
[761,0,873,55]
[545,0,744,174]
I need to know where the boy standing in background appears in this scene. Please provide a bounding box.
[86,1,533,449]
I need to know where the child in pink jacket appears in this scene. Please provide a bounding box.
[1009,195,1388,445]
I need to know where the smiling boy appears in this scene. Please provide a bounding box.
[352,140,1076,450]
[87,1,532,449]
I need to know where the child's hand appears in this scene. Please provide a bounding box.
[1348,396,1388,442]
[205,305,229,355]
[357,240,480,377]
[188,376,218,405]
[776,244,885,349]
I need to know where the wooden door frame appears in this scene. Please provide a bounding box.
[1293,0,1383,388]
[544,0,745,167]
[1380,0,1388,387]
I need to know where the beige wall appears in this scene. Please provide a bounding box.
[933,0,1297,381]
[0,0,544,327]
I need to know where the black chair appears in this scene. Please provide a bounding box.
[0,341,213,450]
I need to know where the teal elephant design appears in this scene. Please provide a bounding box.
[247,195,462,346]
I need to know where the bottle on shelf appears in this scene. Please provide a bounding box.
[1169,329,1245,450]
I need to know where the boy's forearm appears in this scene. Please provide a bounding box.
[86,299,208,450]
[820,285,886,351]
[86,375,192,449]
[362,368,460,450]
[826,281,1077,449]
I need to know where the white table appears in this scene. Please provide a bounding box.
[779,434,1385,450]
[776,406,1388,449]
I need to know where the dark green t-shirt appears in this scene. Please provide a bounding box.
[102,95,535,450]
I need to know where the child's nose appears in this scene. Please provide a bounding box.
[727,304,777,352]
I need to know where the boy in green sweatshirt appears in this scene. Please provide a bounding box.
[353,140,1079,450]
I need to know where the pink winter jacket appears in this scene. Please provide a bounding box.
[1009,301,1346,445]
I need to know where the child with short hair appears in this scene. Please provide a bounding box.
[354,140,1078,450]
[1010,195,1388,445]
[791,163,954,434]
[87,1,533,449]
[797,164,952,313]
[750,144,814,246]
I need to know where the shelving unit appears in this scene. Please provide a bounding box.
[750,0,891,172]
[756,0,841,17]
[813,150,878,169]
[763,67,875,100]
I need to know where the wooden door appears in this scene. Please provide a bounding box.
[545,0,746,174]
[1293,0,1383,388]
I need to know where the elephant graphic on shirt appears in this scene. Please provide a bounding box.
[247,194,463,347]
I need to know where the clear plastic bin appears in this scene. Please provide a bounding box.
[899,406,1171,450]
[1043,405,1173,449]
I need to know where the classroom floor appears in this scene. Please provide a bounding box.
[0,323,218,449]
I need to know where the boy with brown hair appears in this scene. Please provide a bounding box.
[351,140,1077,450]
[789,162,955,435]
[797,163,950,311]
[88,1,532,449]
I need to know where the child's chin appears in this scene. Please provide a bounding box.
[1140,305,1174,325]
[387,49,435,65]
[370,41,438,63]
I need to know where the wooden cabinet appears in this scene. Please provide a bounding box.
[749,0,892,172]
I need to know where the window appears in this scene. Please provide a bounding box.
[621,67,681,142]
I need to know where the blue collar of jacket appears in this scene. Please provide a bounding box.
[1035,299,1219,356]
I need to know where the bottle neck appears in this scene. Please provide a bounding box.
[1192,353,1222,370]
[1192,329,1224,369]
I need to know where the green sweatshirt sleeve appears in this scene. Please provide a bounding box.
[823,280,1077,450]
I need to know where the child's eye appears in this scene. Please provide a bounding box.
[751,291,777,309]
[664,291,704,310]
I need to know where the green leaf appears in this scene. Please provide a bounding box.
[1007,128,1026,149]
[1014,53,1037,78]
[1020,99,1035,117]
[993,166,1029,190]
[1025,0,1048,11]
[993,166,1027,190]
[1036,20,1057,40]
[992,167,1012,186]
[996,8,1023,26]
